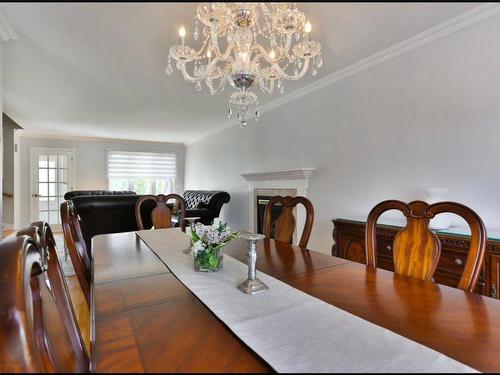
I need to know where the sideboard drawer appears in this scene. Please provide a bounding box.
[377,240,394,259]
[437,250,485,291]
[437,250,468,276]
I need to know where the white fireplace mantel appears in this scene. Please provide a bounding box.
[241,168,315,235]
[241,168,315,184]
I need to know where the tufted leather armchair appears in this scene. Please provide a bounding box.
[181,190,230,222]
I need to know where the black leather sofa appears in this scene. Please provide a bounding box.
[65,190,230,254]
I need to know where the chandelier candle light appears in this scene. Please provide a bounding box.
[166,3,323,127]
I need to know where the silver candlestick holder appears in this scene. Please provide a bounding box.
[183,217,201,255]
[237,232,268,295]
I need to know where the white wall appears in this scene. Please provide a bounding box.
[19,135,184,227]
[186,15,500,253]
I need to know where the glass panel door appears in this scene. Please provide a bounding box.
[31,148,74,228]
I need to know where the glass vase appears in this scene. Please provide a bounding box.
[194,244,224,272]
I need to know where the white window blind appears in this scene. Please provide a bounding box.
[106,151,177,195]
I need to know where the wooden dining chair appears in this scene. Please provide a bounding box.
[135,193,186,231]
[263,195,314,249]
[365,200,486,292]
[61,201,91,307]
[17,221,47,269]
[0,234,89,372]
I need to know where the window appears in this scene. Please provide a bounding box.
[106,151,177,195]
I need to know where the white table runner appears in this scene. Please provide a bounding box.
[136,229,477,373]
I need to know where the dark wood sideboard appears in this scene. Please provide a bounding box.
[332,219,500,299]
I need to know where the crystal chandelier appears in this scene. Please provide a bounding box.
[166,3,323,127]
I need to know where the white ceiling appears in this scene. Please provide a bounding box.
[1,2,480,144]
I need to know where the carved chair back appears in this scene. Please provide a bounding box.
[263,195,314,249]
[0,234,89,372]
[366,200,486,292]
[61,201,91,306]
[135,194,186,231]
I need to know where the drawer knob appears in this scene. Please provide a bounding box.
[386,245,392,252]
[454,258,463,266]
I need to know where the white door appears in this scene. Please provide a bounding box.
[30,147,75,229]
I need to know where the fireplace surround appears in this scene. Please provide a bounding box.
[241,168,314,243]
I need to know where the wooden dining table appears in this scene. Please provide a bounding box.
[91,230,500,373]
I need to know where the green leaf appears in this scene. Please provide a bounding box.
[190,226,200,242]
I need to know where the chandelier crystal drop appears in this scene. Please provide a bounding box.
[166,3,323,127]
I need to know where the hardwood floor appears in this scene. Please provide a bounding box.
[2,229,16,239]
[65,275,91,354]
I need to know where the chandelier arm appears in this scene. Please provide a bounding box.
[209,29,234,61]
[251,44,277,65]
[206,76,226,95]
[258,76,275,95]
[192,34,211,57]
[205,57,220,77]
[274,57,310,80]
[211,40,234,61]
[203,55,234,92]
[206,55,234,76]
[178,63,201,83]
[205,57,217,74]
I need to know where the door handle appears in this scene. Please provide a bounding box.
[32,194,40,197]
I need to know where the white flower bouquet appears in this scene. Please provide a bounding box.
[190,221,239,272]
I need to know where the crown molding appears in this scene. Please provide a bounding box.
[0,7,17,42]
[18,129,184,146]
[187,3,500,145]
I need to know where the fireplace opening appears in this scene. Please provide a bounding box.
[256,195,283,235]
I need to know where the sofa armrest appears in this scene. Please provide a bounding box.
[206,192,230,214]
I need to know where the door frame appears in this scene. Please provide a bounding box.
[29,147,76,226]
